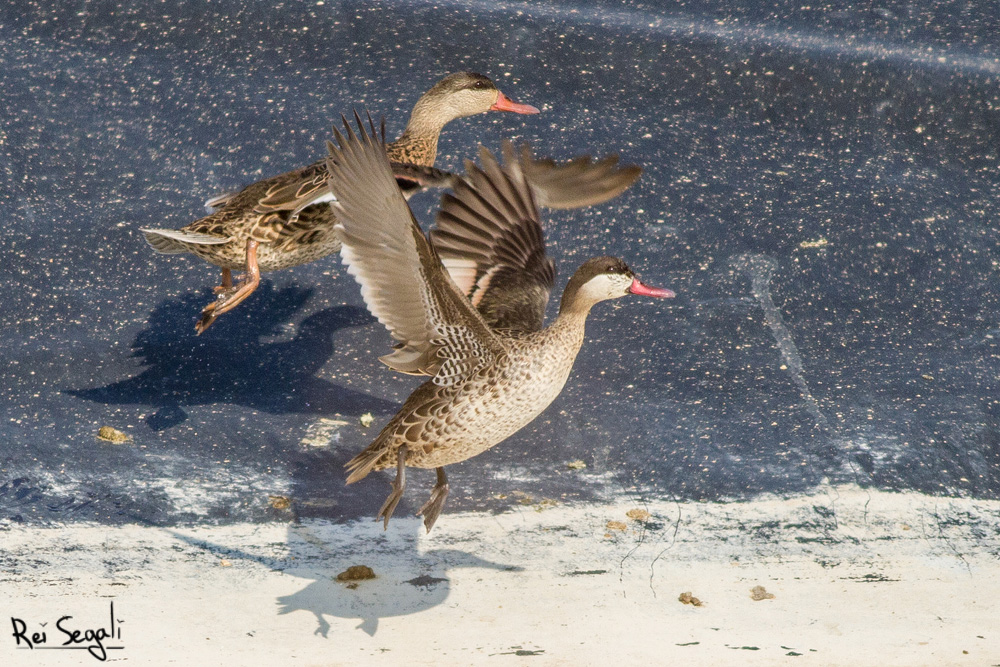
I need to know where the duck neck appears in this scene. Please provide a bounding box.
[549,299,594,347]
[557,279,601,322]
[388,97,451,166]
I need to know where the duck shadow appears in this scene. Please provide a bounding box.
[67,283,398,428]
[170,521,520,637]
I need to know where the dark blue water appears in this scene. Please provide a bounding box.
[2,0,999,525]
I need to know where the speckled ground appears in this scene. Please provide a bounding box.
[4,0,1000,528]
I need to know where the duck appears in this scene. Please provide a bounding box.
[324,114,675,532]
[141,72,540,334]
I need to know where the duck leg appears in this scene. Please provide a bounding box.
[213,268,233,294]
[416,467,450,533]
[196,239,261,334]
[376,445,408,530]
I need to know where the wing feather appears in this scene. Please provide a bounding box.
[429,141,640,332]
[430,142,555,333]
[514,142,642,210]
[255,160,457,219]
[324,113,503,385]
[254,160,331,216]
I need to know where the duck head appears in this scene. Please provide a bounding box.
[560,256,675,315]
[408,71,539,131]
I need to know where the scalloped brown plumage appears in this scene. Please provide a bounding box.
[141,72,539,334]
[326,114,673,532]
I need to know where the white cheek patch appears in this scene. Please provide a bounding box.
[579,274,628,301]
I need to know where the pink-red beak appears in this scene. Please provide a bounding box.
[490,91,540,115]
[628,278,675,298]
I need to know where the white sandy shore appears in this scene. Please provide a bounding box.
[1,485,998,666]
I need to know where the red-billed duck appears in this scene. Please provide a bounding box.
[325,115,674,531]
[141,72,539,333]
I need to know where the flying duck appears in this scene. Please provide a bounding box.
[325,115,674,531]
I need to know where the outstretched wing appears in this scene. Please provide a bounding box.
[430,143,555,334]
[515,142,642,210]
[429,141,641,332]
[324,113,504,386]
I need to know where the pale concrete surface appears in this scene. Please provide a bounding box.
[2,486,998,666]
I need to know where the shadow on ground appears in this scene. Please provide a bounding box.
[67,283,397,428]
[170,522,520,636]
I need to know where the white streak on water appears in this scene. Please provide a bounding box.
[401,0,1000,76]
[732,253,830,432]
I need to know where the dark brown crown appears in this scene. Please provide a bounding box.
[428,72,497,95]
[559,256,634,312]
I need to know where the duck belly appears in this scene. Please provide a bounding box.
[409,356,576,469]
[176,228,340,272]
[256,232,341,271]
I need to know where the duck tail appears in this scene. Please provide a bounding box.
[345,446,387,484]
[141,228,229,254]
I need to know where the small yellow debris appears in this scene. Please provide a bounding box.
[678,591,705,606]
[512,490,535,505]
[606,520,627,532]
[535,498,558,511]
[219,559,232,567]
[268,495,291,510]
[799,238,829,249]
[336,565,376,582]
[566,459,587,470]
[97,426,130,444]
[299,417,350,448]
[626,509,650,522]
[750,585,775,601]
[901,524,911,531]
[921,374,934,381]
[359,412,374,428]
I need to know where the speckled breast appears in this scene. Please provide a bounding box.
[407,327,584,469]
